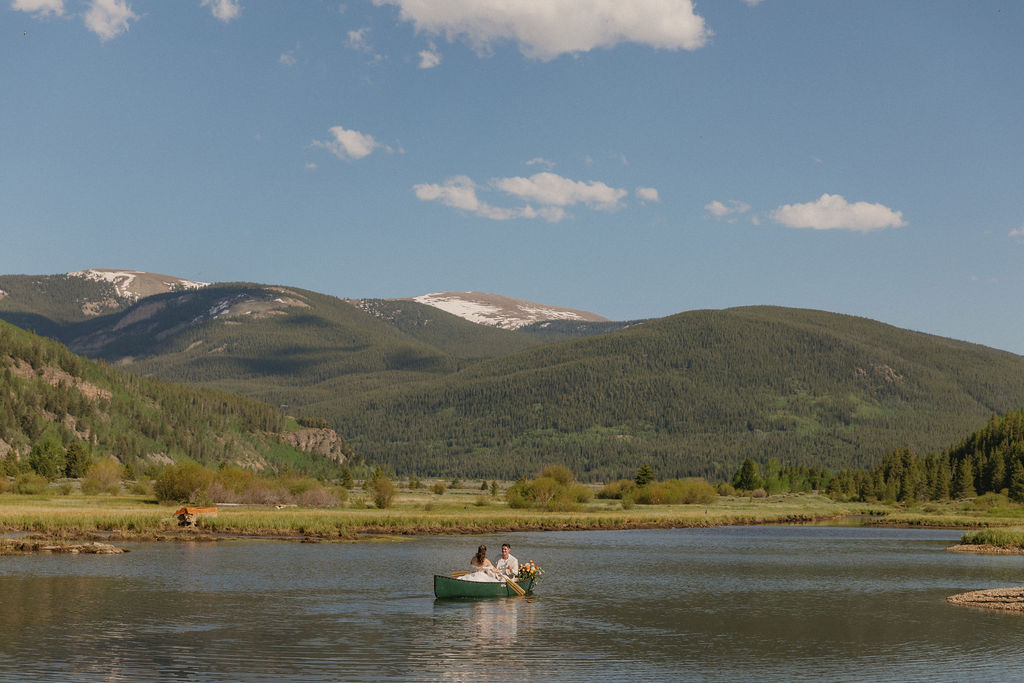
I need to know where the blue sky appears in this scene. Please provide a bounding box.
[4,1,1024,353]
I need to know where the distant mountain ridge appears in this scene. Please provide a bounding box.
[404,291,608,329]
[4,269,1024,481]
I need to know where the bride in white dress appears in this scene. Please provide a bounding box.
[458,545,502,582]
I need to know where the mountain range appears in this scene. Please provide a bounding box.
[3,269,1024,481]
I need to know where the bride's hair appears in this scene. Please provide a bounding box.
[473,545,487,565]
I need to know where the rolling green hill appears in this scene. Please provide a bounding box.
[0,319,348,477]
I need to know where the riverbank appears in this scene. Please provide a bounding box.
[3,489,1024,543]
[947,587,1024,611]
[0,539,126,555]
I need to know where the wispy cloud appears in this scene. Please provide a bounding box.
[771,194,906,232]
[12,0,64,17]
[1009,225,1024,240]
[312,125,387,161]
[84,0,137,42]
[373,0,711,61]
[636,187,659,203]
[414,171,643,223]
[202,0,240,23]
[525,157,555,170]
[705,199,751,219]
[279,51,297,66]
[492,172,627,211]
[418,44,441,68]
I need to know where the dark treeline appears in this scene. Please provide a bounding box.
[826,409,1024,502]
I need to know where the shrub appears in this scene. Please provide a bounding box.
[295,484,342,508]
[568,483,593,503]
[128,479,153,496]
[751,488,768,498]
[368,474,396,509]
[621,494,635,510]
[716,482,736,496]
[540,465,573,486]
[0,477,9,494]
[154,462,214,503]
[13,472,48,495]
[82,459,123,496]
[634,479,717,505]
[431,481,446,495]
[597,479,636,500]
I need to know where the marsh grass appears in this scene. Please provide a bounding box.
[960,528,1024,549]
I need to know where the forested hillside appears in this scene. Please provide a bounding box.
[326,307,1024,481]
[0,319,348,477]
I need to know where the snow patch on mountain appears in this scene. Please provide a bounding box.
[68,269,208,300]
[410,292,608,329]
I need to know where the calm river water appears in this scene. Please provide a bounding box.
[1,526,1022,682]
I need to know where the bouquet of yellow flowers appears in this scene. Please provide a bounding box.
[517,560,543,583]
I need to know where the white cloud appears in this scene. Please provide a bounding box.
[373,0,711,61]
[705,199,750,218]
[312,125,381,160]
[636,187,659,203]
[743,0,765,5]
[525,157,555,169]
[418,44,441,68]
[771,193,907,232]
[84,0,137,42]
[414,171,633,222]
[1009,225,1024,239]
[12,0,64,17]
[492,172,627,210]
[202,0,240,22]
[305,162,317,170]
[414,176,538,221]
[347,26,371,51]
[279,52,297,66]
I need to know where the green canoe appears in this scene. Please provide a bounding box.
[433,574,536,599]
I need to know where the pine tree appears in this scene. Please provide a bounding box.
[1009,461,1024,503]
[635,463,655,487]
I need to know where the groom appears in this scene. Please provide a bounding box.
[494,543,519,580]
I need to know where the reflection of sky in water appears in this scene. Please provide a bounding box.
[1,527,1022,681]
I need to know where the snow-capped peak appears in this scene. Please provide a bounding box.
[68,269,209,300]
[410,291,607,329]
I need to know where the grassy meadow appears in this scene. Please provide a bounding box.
[5,481,1024,545]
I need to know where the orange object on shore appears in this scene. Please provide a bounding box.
[174,506,218,526]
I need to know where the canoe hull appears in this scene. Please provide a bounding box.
[433,574,536,599]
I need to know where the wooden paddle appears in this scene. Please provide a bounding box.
[505,577,526,596]
[450,570,471,578]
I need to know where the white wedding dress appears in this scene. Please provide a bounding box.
[458,563,501,582]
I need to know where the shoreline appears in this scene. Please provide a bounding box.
[947,587,1024,611]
